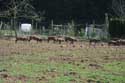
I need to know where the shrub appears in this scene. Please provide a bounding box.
[109,18,125,38]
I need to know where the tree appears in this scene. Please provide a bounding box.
[7,0,36,36]
[0,0,45,36]
[112,0,125,18]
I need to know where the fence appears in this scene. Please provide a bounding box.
[85,23,108,40]
[0,21,15,38]
[0,19,109,40]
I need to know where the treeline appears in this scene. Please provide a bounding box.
[35,0,112,23]
[0,0,112,23]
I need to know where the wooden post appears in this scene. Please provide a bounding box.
[32,19,34,34]
[51,20,54,35]
[35,21,38,33]
[105,13,109,39]
[0,21,3,30]
[40,25,42,35]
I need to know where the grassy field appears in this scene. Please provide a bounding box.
[0,39,125,83]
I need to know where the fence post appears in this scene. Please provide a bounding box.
[51,20,54,35]
[32,19,34,34]
[105,13,109,39]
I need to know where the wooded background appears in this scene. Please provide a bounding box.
[0,0,113,23]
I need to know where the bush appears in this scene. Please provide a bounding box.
[109,18,125,38]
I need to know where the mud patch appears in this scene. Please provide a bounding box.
[88,63,103,69]
[49,55,81,63]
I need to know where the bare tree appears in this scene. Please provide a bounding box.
[10,0,39,32]
[112,0,125,18]
[0,0,44,36]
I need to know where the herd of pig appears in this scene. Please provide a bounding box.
[15,35,77,44]
[15,35,125,46]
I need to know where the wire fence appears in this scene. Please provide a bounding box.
[0,20,108,40]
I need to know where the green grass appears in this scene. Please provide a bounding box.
[0,55,125,83]
[0,79,4,83]
[0,30,15,36]
[104,61,125,73]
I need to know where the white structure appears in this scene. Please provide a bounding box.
[85,24,105,39]
[85,24,94,38]
[21,23,32,32]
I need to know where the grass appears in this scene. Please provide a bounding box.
[104,61,125,72]
[0,30,15,36]
[0,39,125,83]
